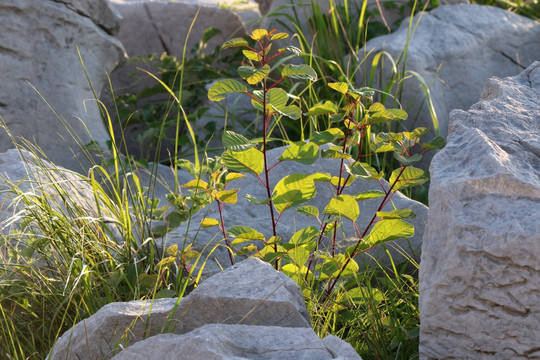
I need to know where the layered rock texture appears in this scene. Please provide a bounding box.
[419,62,540,359]
[48,258,362,360]
[360,5,540,138]
[0,0,124,170]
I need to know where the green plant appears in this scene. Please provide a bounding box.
[183,28,445,358]
[471,0,539,20]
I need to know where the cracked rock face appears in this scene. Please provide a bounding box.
[358,4,540,139]
[0,0,124,171]
[48,258,361,360]
[419,62,540,359]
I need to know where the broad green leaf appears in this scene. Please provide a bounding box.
[364,110,396,125]
[323,194,359,221]
[279,141,319,165]
[289,226,319,245]
[321,149,351,159]
[251,88,288,112]
[422,136,446,150]
[318,254,358,280]
[271,32,289,40]
[375,132,402,144]
[345,162,381,180]
[376,209,416,219]
[267,236,282,244]
[155,289,177,299]
[289,245,310,267]
[238,65,270,85]
[250,29,267,40]
[222,37,248,49]
[403,127,429,139]
[215,189,239,204]
[182,179,209,189]
[222,130,255,151]
[310,172,332,182]
[227,225,265,240]
[371,142,397,154]
[330,176,354,187]
[296,205,319,218]
[311,128,344,145]
[355,190,385,200]
[208,79,248,101]
[225,172,246,182]
[393,152,422,166]
[222,148,263,175]
[387,108,408,120]
[245,194,271,205]
[272,104,302,120]
[369,103,386,112]
[304,101,339,116]
[281,64,317,81]
[364,219,414,247]
[166,244,178,256]
[328,82,349,95]
[201,218,220,228]
[349,87,375,98]
[272,173,316,214]
[389,167,426,192]
[243,49,262,61]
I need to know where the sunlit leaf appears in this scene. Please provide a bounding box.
[208,79,248,101]
[201,218,220,228]
[279,141,319,164]
[289,226,319,245]
[182,179,209,189]
[238,65,270,85]
[272,173,316,213]
[321,149,351,159]
[330,176,354,187]
[272,104,302,120]
[225,172,246,182]
[281,64,317,81]
[389,167,426,192]
[222,130,255,151]
[222,148,264,175]
[271,32,289,40]
[323,194,359,221]
[245,194,271,205]
[243,49,262,61]
[311,128,344,145]
[403,127,429,139]
[355,190,385,200]
[222,37,248,49]
[250,29,268,40]
[345,162,381,180]
[251,88,288,112]
[227,225,265,240]
[363,219,414,247]
[422,136,446,150]
[166,244,178,256]
[296,205,319,218]
[376,209,416,219]
[304,101,339,116]
[328,82,349,95]
[393,152,422,166]
[215,189,239,204]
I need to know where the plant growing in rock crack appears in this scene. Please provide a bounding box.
[186,28,444,299]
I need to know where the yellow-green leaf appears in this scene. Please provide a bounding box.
[281,64,317,81]
[272,173,316,214]
[182,179,209,189]
[323,194,359,221]
[222,37,249,49]
[279,141,319,165]
[215,189,239,204]
[243,49,262,61]
[389,167,426,192]
[208,79,248,101]
[271,32,289,40]
[222,148,264,175]
[225,173,246,182]
[238,64,270,85]
[250,29,268,40]
[328,82,349,95]
[201,218,220,228]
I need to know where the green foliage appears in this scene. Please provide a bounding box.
[201,27,444,359]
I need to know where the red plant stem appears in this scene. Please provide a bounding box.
[325,165,407,297]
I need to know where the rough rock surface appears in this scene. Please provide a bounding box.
[165,145,429,275]
[0,0,124,171]
[110,324,361,360]
[358,4,540,139]
[48,258,342,360]
[419,62,540,359]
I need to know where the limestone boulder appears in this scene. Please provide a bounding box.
[419,62,540,359]
[165,144,429,274]
[358,4,540,139]
[110,324,362,360]
[48,258,317,359]
[0,0,125,171]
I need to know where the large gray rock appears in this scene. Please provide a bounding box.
[419,62,540,359]
[0,0,125,171]
[48,258,317,359]
[165,144,429,274]
[110,324,362,360]
[358,5,540,139]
